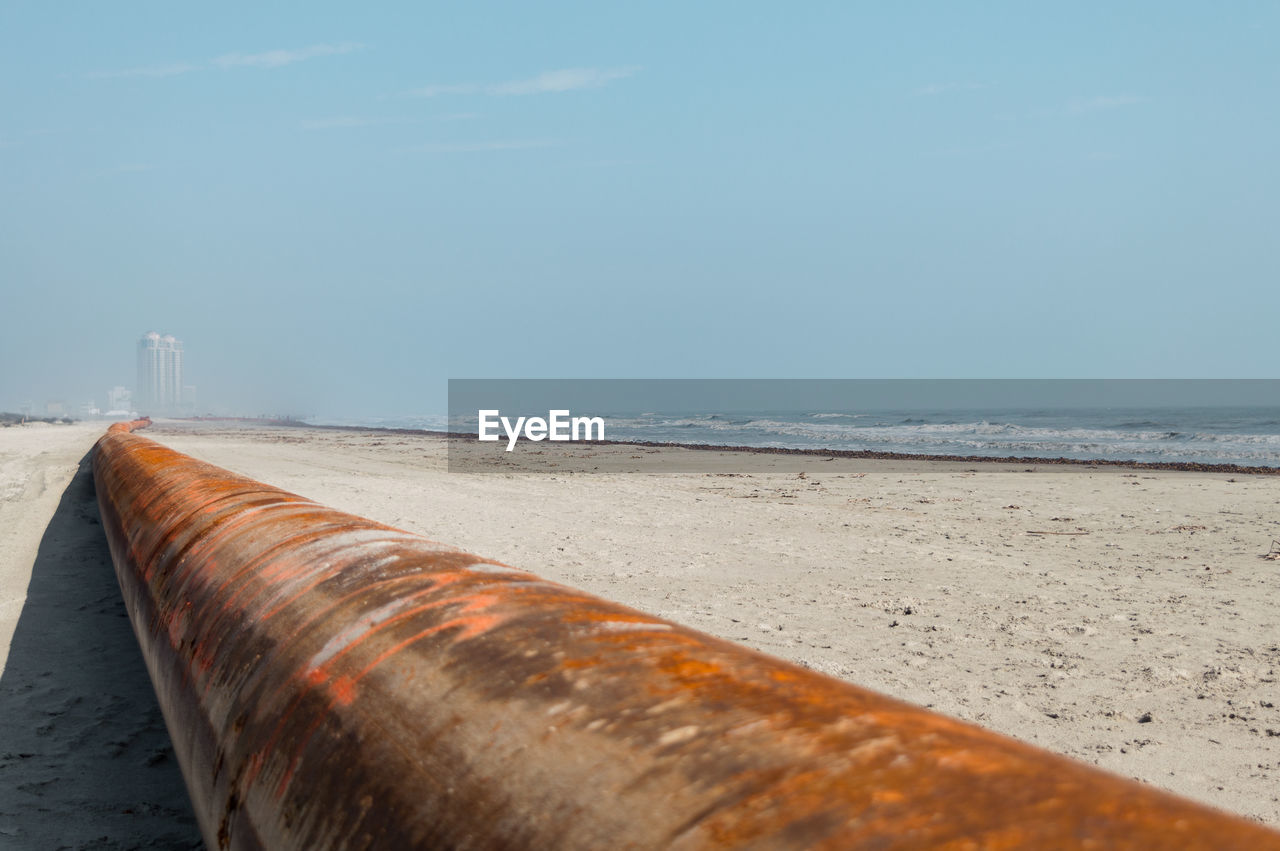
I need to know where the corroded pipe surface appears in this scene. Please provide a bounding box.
[93,422,1280,850]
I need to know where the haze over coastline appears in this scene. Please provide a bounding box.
[3,5,1278,413]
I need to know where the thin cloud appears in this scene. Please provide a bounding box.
[214,43,363,69]
[402,139,557,153]
[1067,94,1142,114]
[491,67,638,95]
[914,82,986,97]
[89,43,362,79]
[87,63,199,79]
[408,83,480,97]
[405,66,638,98]
[302,113,475,130]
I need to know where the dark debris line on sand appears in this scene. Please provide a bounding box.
[295,422,1280,476]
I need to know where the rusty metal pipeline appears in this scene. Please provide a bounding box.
[93,421,1280,850]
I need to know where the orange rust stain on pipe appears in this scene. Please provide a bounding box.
[93,420,1280,850]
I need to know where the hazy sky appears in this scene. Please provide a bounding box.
[2,2,1277,415]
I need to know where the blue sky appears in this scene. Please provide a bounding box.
[2,2,1277,415]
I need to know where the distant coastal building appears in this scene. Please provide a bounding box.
[136,332,184,415]
[106,386,133,415]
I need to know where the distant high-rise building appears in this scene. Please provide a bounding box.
[106,386,132,414]
[136,332,184,414]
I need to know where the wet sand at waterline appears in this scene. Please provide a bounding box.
[1,419,1278,846]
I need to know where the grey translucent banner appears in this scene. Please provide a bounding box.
[446,379,1280,473]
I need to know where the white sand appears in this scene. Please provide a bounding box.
[150,422,1280,825]
[0,421,200,848]
[0,421,101,664]
[2,419,1277,845]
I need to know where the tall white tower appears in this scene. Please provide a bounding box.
[137,332,184,414]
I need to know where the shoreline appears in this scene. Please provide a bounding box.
[6,420,1274,830]
[291,421,1280,476]
[143,421,1280,824]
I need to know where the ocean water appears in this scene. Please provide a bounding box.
[599,408,1280,467]
[315,407,1280,468]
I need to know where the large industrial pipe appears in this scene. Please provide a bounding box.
[93,422,1280,849]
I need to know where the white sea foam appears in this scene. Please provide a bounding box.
[318,407,1280,467]
[598,409,1280,466]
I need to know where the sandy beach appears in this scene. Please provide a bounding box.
[151,422,1280,825]
[0,422,200,848]
[3,419,1279,844]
